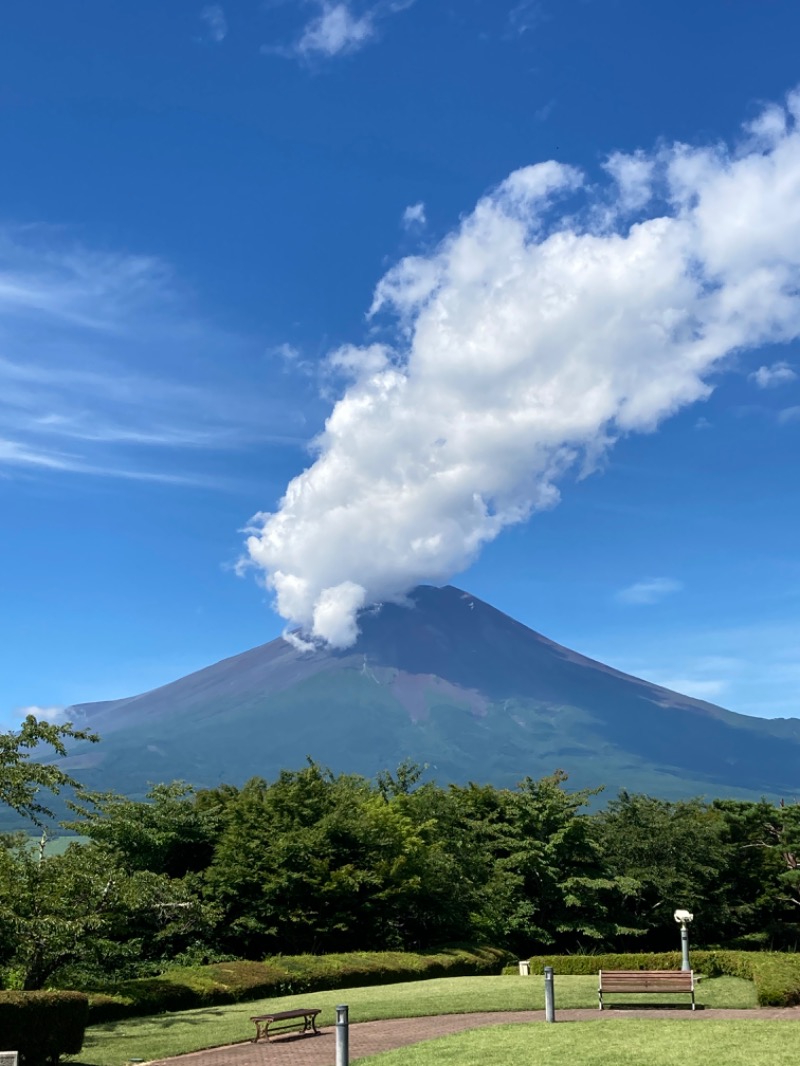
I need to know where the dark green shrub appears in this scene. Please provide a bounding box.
[517,953,684,975]
[740,953,800,1007]
[0,991,88,1066]
[511,950,800,1006]
[87,946,510,1023]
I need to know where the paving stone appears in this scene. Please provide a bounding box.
[145,1007,800,1066]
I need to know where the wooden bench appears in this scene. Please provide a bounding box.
[250,1008,322,1042]
[598,970,696,1010]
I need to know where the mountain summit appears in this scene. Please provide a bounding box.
[59,585,800,801]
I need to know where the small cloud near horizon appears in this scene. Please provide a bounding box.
[616,577,683,606]
[15,704,70,725]
[651,677,728,701]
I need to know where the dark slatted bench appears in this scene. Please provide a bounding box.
[250,1008,322,1042]
[598,970,696,1010]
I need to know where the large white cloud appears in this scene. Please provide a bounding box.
[244,89,800,648]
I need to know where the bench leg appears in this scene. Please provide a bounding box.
[598,991,603,1011]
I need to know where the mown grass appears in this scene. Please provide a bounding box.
[361,1020,798,1066]
[72,974,756,1066]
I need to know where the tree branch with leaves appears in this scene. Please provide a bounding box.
[0,715,99,826]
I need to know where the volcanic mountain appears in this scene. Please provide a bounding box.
[56,585,800,803]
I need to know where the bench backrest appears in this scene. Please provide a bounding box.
[599,969,694,992]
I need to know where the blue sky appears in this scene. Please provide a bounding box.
[2,0,800,727]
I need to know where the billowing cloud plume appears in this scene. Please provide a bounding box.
[244,89,800,648]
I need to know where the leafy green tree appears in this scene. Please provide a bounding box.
[709,798,800,948]
[0,716,98,826]
[596,792,734,948]
[705,798,794,946]
[772,800,800,908]
[451,772,637,953]
[0,833,209,989]
[67,782,223,878]
[204,762,482,956]
[379,773,483,946]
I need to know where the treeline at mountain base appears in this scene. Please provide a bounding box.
[1,756,798,995]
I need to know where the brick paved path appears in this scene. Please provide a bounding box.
[147,1007,800,1066]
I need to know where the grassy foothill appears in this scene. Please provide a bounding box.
[73,974,756,1066]
[362,1020,799,1066]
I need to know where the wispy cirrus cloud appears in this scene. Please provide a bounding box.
[616,578,684,606]
[749,360,797,388]
[507,0,545,38]
[534,99,556,123]
[653,677,729,700]
[199,5,228,43]
[265,0,414,61]
[0,227,306,486]
[586,626,800,719]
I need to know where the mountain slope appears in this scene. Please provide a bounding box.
[56,585,800,802]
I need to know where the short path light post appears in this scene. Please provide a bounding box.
[544,965,555,1023]
[336,1004,349,1066]
[674,910,694,971]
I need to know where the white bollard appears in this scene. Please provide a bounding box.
[518,960,530,976]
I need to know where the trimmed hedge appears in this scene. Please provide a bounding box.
[0,991,88,1066]
[87,946,511,1023]
[507,951,800,1007]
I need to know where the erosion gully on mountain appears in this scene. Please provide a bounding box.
[53,586,800,813]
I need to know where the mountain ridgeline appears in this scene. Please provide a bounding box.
[58,585,800,802]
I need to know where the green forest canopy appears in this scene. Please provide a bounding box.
[0,718,798,991]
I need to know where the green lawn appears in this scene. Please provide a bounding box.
[361,1020,798,1066]
[73,974,757,1066]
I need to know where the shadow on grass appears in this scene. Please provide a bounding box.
[601,1003,705,1011]
[87,1008,235,1034]
[69,1029,333,1066]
